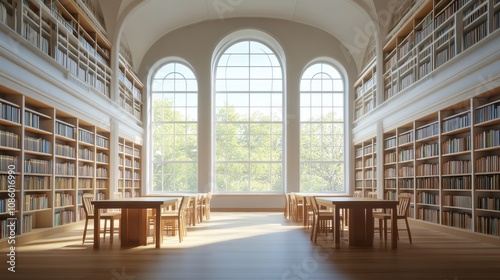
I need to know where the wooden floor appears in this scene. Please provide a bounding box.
[6,212,500,279]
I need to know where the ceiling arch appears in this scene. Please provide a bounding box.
[101,0,383,72]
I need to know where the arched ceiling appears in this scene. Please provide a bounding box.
[101,0,389,73]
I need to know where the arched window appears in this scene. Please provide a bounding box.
[151,62,198,192]
[214,40,284,192]
[300,62,345,192]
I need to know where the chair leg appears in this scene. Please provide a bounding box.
[110,219,114,245]
[103,219,107,240]
[405,218,412,244]
[383,218,388,241]
[82,219,88,244]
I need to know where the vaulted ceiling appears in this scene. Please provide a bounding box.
[99,0,401,73]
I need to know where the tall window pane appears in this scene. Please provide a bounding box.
[300,63,344,192]
[215,41,283,192]
[151,62,198,192]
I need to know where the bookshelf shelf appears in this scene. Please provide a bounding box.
[0,0,143,121]
[382,0,498,101]
[357,88,500,237]
[0,87,132,239]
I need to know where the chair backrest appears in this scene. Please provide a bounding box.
[310,196,319,214]
[82,193,94,217]
[179,196,190,214]
[397,194,411,216]
[353,190,363,197]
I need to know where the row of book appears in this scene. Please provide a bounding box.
[25,176,50,190]
[55,177,75,189]
[418,192,439,205]
[416,163,440,176]
[417,208,439,223]
[24,194,49,211]
[54,210,75,226]
[55,162,75,176]
[416,142,439,159]
[55,120,75,139]
[54,193,74,207]
[442,159,471,175]
[399,148,414,162]
[442,135,471,154]
[416,177,440,189]
[55,143,75,158]
[78,128,94,144]
[476,174,500,190]
[25,136,51,153]
[442,211,472,229]
[477,216,500,236]
[96,152,109,163]
[1,102,20,123]
[475,129,500,149]
[78,147,93,161]
[0,130,19,149]
[24,159,51,174]
[0,155,17,170]
[0,218,18,239]
[475,101,500,124]
[96,135,109,148]
[443,195,472,208]
[463,21,487,50]
[476,155,500,173]
[477,197,500,211]
[443,112,471,132]
[442,176,472,189]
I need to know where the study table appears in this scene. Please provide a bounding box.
[315,197,399,249]
[293,193,349,226]
[91,197,179,249]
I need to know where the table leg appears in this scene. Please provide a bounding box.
[93,207,100,249]
[391,206,398,249]
[366,208,374,246]
[155,207,161,248]
[334,206,340,249]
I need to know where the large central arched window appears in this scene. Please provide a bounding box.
[300,62,345,192]
[151,62,198,192]
[214,40,283,193]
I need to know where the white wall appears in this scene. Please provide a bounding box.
[138,18,359,209]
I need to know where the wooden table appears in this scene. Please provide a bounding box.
[293,193,349,226]
[91,197,179,249]
[315,197,399,249]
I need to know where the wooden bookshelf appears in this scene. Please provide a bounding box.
[370,88,500,237]
[383,0,499,101]
[354,36,377,120]
[118,53,143,122]
[0,0,143,121]
[117,137,142,198]
[353,137,377,197]
[0,88,112,239]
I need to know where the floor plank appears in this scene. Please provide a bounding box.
[5,212,500,279]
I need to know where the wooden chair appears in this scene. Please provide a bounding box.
[353,190,363,197]
[373,193,412,244]
[290,193,304,222]
[156,196,190,243]
[81,193,121,244]
[203,192,212,220]
[303,196,314,228]
[188,195,199,226]
[310,196,336,244]
[283,193,290,219]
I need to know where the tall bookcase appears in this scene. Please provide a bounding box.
[374,88,500,237]
[0,0,143,121]
[0,88,113,238]
[383,0,500,101]
[354,36,377,120]
[354,137,377,197]
[117,137,142,198]
[118,51,144,122]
